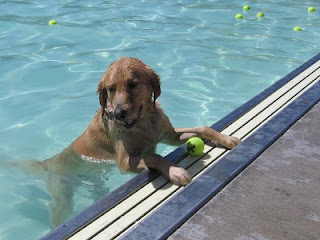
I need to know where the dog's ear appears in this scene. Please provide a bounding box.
[129,58,161,104]
[146,67,161,105]
[97,80,107,117]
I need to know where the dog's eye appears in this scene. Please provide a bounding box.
[108,86,116,93]
[128,81,138,89]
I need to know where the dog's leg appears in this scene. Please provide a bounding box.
[130,153,192,186]
[47,172,73,228]
[44,146,82,228]
[168,126,240,149]
[3,158,73,228]
[115,142,191,186]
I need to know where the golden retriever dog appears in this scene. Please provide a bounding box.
[21,57,240,227]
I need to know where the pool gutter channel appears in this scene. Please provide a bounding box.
[40,53,320,240]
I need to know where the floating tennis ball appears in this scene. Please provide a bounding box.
[235,14,244,20]
[293,26,302,31]
[257,12,265,18]
[243,5,250,11]
[186,137,205,157]
[48,20,57,25]
[308,7,316,12]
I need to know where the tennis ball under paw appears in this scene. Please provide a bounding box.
[48,20,57,25]
[186,137,205,157]
[235,14,244,20]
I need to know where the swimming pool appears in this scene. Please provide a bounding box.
[0,0,319,239]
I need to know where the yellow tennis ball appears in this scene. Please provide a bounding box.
[243,5,250,11]
[293,26,302,31]
[48,20,57,25]
[186,137,205,157]
[257,12,265,18]
[308,7,315,12]
[235,14,244,20]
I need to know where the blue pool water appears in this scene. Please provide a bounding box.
[0,0,319,239]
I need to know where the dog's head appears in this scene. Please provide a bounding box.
[97,57,161,129]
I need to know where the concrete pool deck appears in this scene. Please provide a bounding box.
[169,102,320,240]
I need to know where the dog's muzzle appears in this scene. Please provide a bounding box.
[104,108,137,129]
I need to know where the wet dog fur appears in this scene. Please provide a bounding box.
[23,57,240,227]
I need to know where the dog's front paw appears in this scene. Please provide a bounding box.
[218,134,241,149]
[168,166,192,186]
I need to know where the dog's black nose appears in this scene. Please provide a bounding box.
[114,106,127,120]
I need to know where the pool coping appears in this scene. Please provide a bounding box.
[40,53,320,240]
